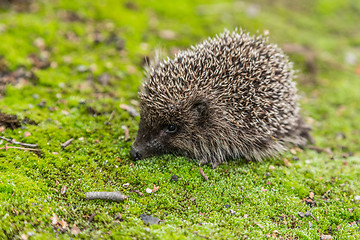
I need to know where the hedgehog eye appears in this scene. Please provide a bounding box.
[166,124,178,133]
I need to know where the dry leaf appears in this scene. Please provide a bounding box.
[309,192,315,199]
[152,185,159,192]
[51,213,59,225]
[23,131,31,137]
[59,219,68,229]
[159,30,176,40]
[135,190,144,197]
[71,224,81,235]
[283,158,291,167]
[320,234,333,240]
[20,234,28,240]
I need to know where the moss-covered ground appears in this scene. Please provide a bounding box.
[0,0,360,239]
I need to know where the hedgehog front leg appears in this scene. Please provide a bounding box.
[199,158,209,166]
[199,156,222,168]
[211,161,221,169]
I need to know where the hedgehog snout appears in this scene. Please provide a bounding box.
[130,146,142,160]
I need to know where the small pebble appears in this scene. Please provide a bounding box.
[123,183,129,189]
[298,212,305,218]
[146,188,152,194]
[139,214,160,225]
[305,211,312,217]
[76,65,88,72]
[309,221,312,228]
[230,209,235,215]
[170,175,179,181]
[354,195,360,201]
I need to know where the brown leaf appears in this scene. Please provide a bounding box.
[58,219,68,229]
[356,65,360,75]
[20,234,28,240]
[152,185,159,192]
[71,224,81,235]
[34,37,45,49]
[23,131,31,137]
[290,148,297,155]
[135,190,144,197]
[159,30,176,40]
[283,158,291,167]
[51,213,59,225]
[309,192,315,199]
[320,234,332,240]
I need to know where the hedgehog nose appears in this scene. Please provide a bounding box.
[130,146,142,160]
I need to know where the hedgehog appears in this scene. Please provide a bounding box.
[130,30,312,168]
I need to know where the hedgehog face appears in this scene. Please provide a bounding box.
[130,100,210,161]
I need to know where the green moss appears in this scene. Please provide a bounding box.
[0,0,359,239]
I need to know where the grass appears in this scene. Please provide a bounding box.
[0,0,359,239]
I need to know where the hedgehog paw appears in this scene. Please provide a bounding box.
[200,159,208,166]
[211,161,221,169]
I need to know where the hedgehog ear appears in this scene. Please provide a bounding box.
[192,101,208,125]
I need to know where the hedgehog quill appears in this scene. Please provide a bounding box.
[130,30,312,168]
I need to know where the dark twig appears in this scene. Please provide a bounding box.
[88,212,96,223]
[86,191,127,202]
[0,136,38,148]
[199,168,208,181]
[61,138,73,149]
[193,231,210,239]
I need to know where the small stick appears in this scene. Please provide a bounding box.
[193,231,210,239]
[0,136,38,148]
[104,111,115,125]
[88,213,96,222]
[199,168,208,181]
[86,191,127,202]
[61,138,73,149]
[308,145,332,154]
[121,125,129,141]
[0,145,41,152]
